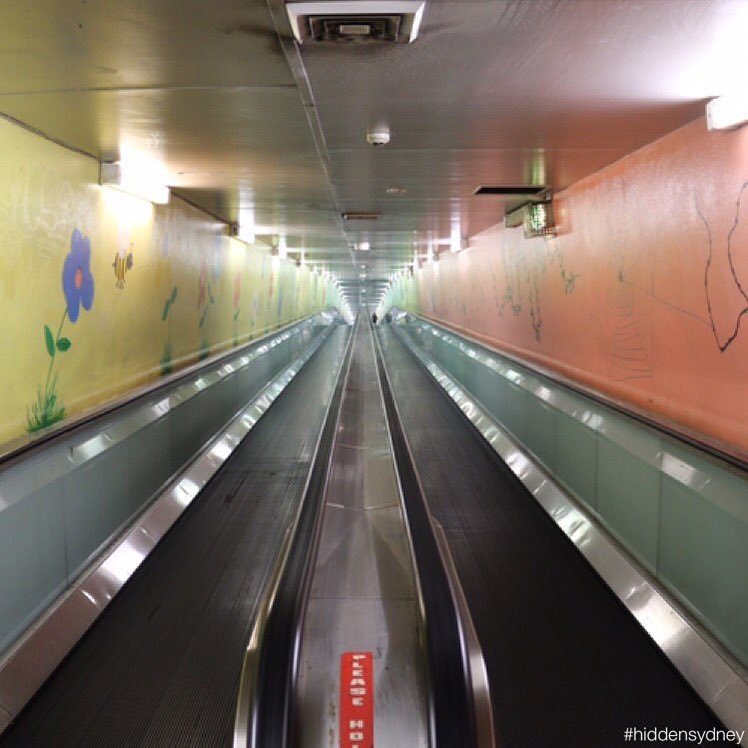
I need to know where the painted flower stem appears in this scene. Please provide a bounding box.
[42,307,68,406]
[28,229,95,433]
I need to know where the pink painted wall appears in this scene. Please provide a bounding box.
[388,116,748,461]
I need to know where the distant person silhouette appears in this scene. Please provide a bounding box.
[371,313,378,325]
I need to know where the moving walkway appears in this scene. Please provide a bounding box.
[0,312,740,746]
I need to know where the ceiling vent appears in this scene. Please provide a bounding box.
[342,211,382,220]
[473,185,549,197]
[286,2,426,44]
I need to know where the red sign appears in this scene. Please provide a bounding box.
[339,651,374,748]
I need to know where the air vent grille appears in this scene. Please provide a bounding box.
[286,2,425,44]
[309,15,402,42]
[474,185,548,196]
[342,212,382,220]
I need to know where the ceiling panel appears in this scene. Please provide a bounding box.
[0,0,352,272]
[0,0,293,93]
[2,0,748,292]
[297,0,748,283]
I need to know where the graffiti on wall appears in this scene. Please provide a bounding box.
[384,117,748,459]
[696,181,748,352]
[495,236,580,342]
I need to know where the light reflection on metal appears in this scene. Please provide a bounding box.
[101,541,147,585]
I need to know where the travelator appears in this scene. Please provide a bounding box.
[0,311,491,747]
[0,308,745,746]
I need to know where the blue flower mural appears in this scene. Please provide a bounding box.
[62,229,94,321]
[27,229,95,432]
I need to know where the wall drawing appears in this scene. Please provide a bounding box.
[27,229,94,432]
[696,182,748,352]
[495,236,580,342]
[232,270,241,346]
[0,115,344,451]
[160,286,179,375]
[113,247,134,289]
[383,117,748,460]
[197,262,216,360]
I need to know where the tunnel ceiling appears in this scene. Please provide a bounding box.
[0,0,746,299]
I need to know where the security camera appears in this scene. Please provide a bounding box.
[367,126,390,146]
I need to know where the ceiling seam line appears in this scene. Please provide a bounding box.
[0,84,299,97]
[265,0,355,273]
[0,112,239,231]
[0,109,98,162]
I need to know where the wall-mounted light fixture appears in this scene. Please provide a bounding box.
[228,222,257,245]
[100,162,170,205]
[706,93,748,130]
[450,235,467,253]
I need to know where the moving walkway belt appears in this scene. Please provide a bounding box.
[375,325,731,748]
[0,326,349,748]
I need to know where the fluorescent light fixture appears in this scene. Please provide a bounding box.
[449,213,466,252]
[100,161,170,205]
[235,205,256,244]
[706,93,748,130]
[230,222,256,245]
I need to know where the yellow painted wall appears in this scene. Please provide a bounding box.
[0,116,341,451]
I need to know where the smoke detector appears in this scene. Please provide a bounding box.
[367,126,390,146]
[286,2,426,44]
